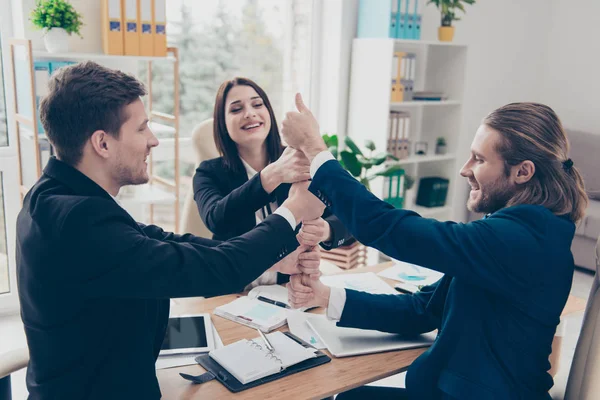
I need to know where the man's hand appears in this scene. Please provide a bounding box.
[287,274,331,309]
[282,181,325,224]
[272,245,321,277]
[297,218,331,246]
[281,93,327,162]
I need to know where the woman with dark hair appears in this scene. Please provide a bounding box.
[193,77,352,288]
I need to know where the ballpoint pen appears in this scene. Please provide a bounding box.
[257,295,290,309]
[256,328,275,352]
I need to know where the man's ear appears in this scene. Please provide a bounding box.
[514,160,535,185]
[89,130,111,159]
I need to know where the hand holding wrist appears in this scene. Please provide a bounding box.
[260,164,281,194]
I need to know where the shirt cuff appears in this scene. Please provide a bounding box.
[274,206,297,229]
[325,287,347,321]
[310,151,336,179]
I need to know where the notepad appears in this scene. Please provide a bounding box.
[208,331,317,385]
[214,296,288,332]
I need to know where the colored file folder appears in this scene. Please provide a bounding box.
[152,0,167,56]
[122,0,140,55]
[138,0,153,56]
[101,0,124,55]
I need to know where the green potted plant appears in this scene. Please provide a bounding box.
[322,133,401,192]
[428,0,476,42]
[435,137,447,155]
[30,0,84,53]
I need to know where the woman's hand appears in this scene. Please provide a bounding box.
[260,147,311,193]
[297,218,332,246]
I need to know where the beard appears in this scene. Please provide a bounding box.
[467,175,515,215]
[114,154,149,187]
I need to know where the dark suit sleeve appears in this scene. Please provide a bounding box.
[193,161,273,236]
[138,223,222,247]
[61,198,298,299]
[310,160,549,298]
[338,281,442,335]
[321,212,354,250]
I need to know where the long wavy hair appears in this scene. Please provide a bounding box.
[483,102,588,223]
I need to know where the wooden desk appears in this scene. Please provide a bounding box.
[157,263,586,399]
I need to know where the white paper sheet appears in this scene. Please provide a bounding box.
[378,260,444,288]
[320,272,397,295]
[286,311,327,350]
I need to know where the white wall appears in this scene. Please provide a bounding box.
[430,0,552,221]
[539,0,600,133]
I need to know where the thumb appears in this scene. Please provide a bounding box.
[295,93,310,114]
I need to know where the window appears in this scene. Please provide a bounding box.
[0,27,24,312]
[143,0,316,232]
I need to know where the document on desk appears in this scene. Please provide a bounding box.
[378,260,444,288]
[214,296,288,333]
[320,272,397,295]
[286,311,327,350]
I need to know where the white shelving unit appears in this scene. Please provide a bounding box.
[347,38,468,222]
[9,40,182,230]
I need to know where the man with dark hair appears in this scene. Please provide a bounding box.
[283,95,587,400]
[16,62,324,399]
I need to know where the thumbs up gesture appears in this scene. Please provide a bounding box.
[281,93,327,162]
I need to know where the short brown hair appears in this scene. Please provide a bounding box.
[39,61,146,166]
[484,103,588,223]
[212,77,283,173]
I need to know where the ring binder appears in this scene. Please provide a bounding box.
[191,332,331,393]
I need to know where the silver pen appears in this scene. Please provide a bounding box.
[256,328,275,352]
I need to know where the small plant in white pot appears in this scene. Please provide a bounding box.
[428,0,475,42]
[30,0,83,53]
[435,137,447,155]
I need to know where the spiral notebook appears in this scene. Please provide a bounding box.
[208,331,318,385]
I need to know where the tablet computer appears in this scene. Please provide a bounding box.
[160,313,215,356]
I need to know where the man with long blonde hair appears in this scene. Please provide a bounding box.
[284,97,587,400]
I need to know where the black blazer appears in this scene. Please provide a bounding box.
[193,156,353,248]
[16,158,298,400]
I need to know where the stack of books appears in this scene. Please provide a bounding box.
[321,241,367,270]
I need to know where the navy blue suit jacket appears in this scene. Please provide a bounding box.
[310,160,575,400]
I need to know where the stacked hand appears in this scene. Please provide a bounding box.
[281,181,325,223]
[261,147,310,194]
[278,93,335,310]
[272,245,321,277]
[287,272,330,309]
[281,94,328,163]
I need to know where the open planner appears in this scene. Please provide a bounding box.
[190,331,331,392]
[209,331,317,384]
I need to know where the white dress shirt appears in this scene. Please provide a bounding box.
[310,151,347,321]
[241,158,294,290]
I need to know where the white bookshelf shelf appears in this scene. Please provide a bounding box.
[390,100,461,108]
[347,37,468,223]
[32,51,175,62]
[394,39,468,48]
[390,153,456,165]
